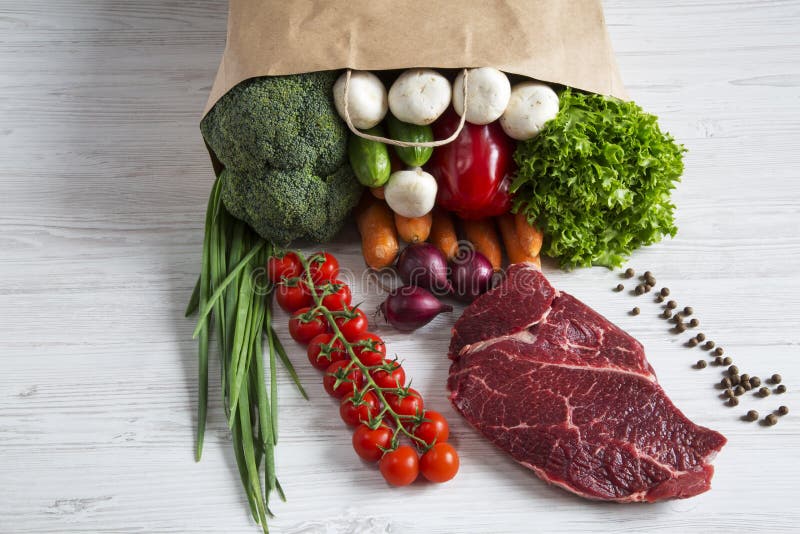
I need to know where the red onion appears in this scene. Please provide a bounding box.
[379,285,453,332]
[396,243,452,295]
[449,249,494,302]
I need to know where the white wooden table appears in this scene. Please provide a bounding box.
[2,1,799,532]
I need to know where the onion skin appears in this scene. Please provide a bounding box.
[379,286,453,332]
[396,243,452,295]
[449,249,494,302]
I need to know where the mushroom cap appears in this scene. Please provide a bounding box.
[384,168,438,218]
[388,69,451,126]
[333,70,388,130]
[452,67,511,125]
[500,82,559,141]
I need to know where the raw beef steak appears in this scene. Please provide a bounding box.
[448,263,726,503]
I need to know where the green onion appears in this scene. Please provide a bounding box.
[188,175,306,533]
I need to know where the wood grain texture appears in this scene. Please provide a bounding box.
[0,0,798,532]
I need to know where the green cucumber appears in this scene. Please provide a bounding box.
[348,127,391,188]
[387,114,434,167]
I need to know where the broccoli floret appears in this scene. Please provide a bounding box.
[201,71,363,245]
[220,164,362,246]
[201,71,348,176]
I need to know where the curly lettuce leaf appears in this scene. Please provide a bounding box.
[511,89,685,269]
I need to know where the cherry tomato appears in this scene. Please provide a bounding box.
[307,252,339,283]
[371,360,406,389]
[320,280,352,311]
[339,390,380,427]
[307,333,347,370]
[385,388,424,419]
[275,280,313,313]
[412,410,450,445]
[288,307,329,345]
[379,445,419,487]
[334,307,369,342]
[351,332,386,367]
[419,442,459,483]
[352,424,393,462]
[266,252,302,284]
[323,360,365,398]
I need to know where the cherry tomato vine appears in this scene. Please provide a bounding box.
[271,250,460,486]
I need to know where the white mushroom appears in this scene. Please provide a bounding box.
[383,168,438,218]
[500,82,560,141]
[388,69,451,126]
[333,70,388,130]
[452,67,511,125]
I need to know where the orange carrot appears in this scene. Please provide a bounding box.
[429,208,459,260]
[514,211,544,257]
[497,213,539,265]
[356,195,399,269]
[395,212,433,244]
[463,218,502,271]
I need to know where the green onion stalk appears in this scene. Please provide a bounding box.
[185,175,307,533]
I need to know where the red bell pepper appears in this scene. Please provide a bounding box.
[428,108,515,220]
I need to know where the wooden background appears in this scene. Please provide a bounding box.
[1,1,799,532]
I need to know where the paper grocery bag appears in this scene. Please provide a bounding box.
[203,0,626,118]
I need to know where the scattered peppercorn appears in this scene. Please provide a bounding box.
[730,374,741,386]
[696,333,706,342]
[646,279,656,289]
[728,397,739,407]
[742,381,753,391]
[631,307,640,316]
[689,318,699,327]
[675,324,687,333]
[624,268,635,278]
[740,373,750,382]
[704,341,716,350]
[778,406,789,416]
[634,285,645,295]
[759,387,771,397]
[728,365,739,375]
[721,377,732,388]
[688,338,698,347]
[662,310,672,319]
[667,300,677,309]
[660,287,670,297]
[715,356,724,365]
[672,315,683,324]
[750,376,761,388]
[746,410,759,422]
[723,388,734,398]
[722,356,733,366]
[644,284,653,293]
[644,271,653,279]
[771,374,782,384]
[776,385,787,394]
[734,385,745,396]
[765,414,778,426]
[683,306,693,316]
[695,360,707,369]
[713,347,724,356]
[656,295,665,303]
[614,283,624,292]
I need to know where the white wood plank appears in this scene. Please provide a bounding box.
[1,1,799,532]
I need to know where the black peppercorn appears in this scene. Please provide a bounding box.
[704,341,715,350]
[624,268,635,278]
[696,333,706,342]
[778,406,789,416]
[765,414,778,426]
[746,410,759,422]
[776,385,787,394]
[713,347,724,356]
[728,397,739,407]
[722,356,733,366]
[660,287,670,297]
[749,376,761,388]
[695,360,707,369]
[689,318,699,327]
[759,387,771,397]
[771,374,782,384]
[631,307,640,316]
[615,283,624,292]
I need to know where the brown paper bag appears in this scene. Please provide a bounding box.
[203,0,626,118]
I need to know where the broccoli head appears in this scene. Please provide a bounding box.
[219,164,362,246]
[201,71,348,176]
[200,71,363,245]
